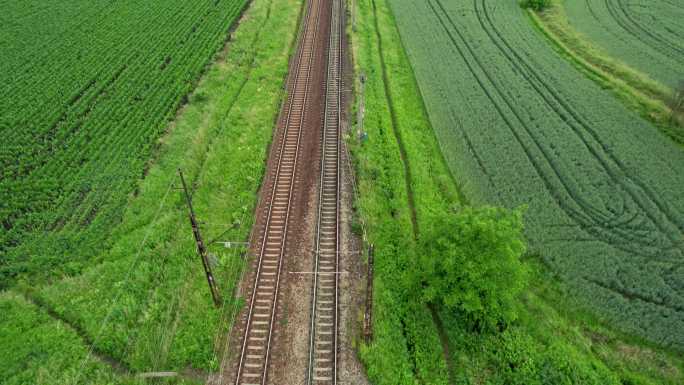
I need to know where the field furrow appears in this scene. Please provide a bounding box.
[472,0,682,251]
[605,0,683,60]
[566,0,684,87]
[388,0,684,349]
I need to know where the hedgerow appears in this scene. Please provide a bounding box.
[522,0,551,11]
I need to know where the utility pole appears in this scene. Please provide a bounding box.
[364,243,374,343]
[178,169,222,307]
[352,0,357,32]
[357,72,366,140]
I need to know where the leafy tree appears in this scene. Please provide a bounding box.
[418,206,528,332]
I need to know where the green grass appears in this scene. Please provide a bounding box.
[0,291,140,385]
[350,0,461,382]
[0,0,303,382]
[528,0,684,144]
[350,0,684,383]
[439,260,684,385]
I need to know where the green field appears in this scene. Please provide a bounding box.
[0,0,250,285]
[0,0,302,382]
[385,0,684,351]
[564,0,684,88]
[3,0,684,383]
[350,0,684,384]
[527,0,683,145]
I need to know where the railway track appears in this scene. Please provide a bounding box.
[306,0,342,383]
[233,0,322,383]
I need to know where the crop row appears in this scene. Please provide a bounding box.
[387,0,684,350]
[1,0,304,380]
[0,0,249,284]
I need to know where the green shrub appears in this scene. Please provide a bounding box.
[522,0,551,11]
[667,80,684,126]
[418,206,528,332]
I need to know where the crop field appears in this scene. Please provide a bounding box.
[0,0,248,285]
[564,0,684,88]
[4,0,684,383]
[0,0,303,382]
[387,0,684,350]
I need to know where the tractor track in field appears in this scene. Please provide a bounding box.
[582,0,660,64]
[613,0,684,54]
[473,0,683,246]
[662,0,684,11]
[427,0,684,312]
[428,0,623,250]
[431,0,684,255]
[604,0,684,60]
[484,0,684,244]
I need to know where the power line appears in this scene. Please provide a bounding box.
[71,178,176,385]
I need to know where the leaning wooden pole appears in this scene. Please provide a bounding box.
[178,168,222,307]
[364,243,374,343]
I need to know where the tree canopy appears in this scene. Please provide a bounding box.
[418,206,528,332]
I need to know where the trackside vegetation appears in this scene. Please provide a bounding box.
[0,292,140,385]
[0,0,303,382]
[418,207,528,334]
[350,0,462,381]
[350,0,684,383]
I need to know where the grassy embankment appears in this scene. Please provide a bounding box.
[350,0,463,382]
[0,0,302,383]
[526,0,684,144]
[350,0,684,384]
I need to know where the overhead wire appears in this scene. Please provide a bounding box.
[70,177,175,385]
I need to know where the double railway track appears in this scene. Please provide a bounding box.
[234,0,345,382]
[306,0,342,382]
[234,0,322,383]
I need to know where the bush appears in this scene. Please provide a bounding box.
[418,206,528,332]
[522,0,551,11]
[667,80,684,126]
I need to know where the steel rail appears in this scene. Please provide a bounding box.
[306,0,342,383]
[234,0,322,383]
